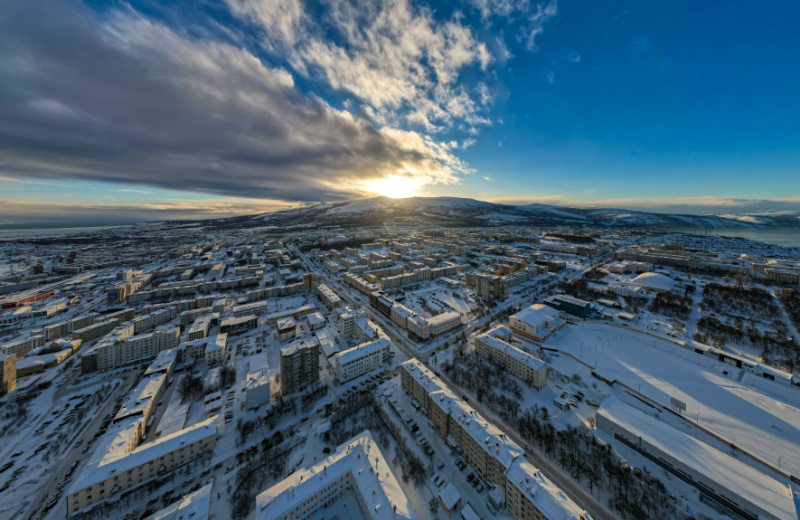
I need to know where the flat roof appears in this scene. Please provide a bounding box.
[512,304,561,328]
[598,397,794,520]
[71,416,219,494]
[144,483,212,520]
[506,457,588,520]
[335,338,390,365]
[255,431,415,520]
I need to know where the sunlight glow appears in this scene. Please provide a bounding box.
[366,175,420,198]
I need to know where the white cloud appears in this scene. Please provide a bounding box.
[520,0,557,51]
[483,175,492,181]
[0,0,473,202]
[567,50,581,63]
[229,0,494,134]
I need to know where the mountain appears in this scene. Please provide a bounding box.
[197,196,800,231]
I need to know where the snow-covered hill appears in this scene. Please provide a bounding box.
[236,196,800,230]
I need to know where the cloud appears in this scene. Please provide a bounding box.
[0,198,297,228]
[520,0,557,51]
[483,176,492,181]
[545,71,556,84]
[469,0,530,20]
[567,50,582,63]
[490,195,800,215]
[229,0,495,133]
[0,0,470,202]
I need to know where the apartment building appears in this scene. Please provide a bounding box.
[474,326,548,390]
[0,353,16,395]
[73,318,121,342]
[338,308,368,338]
[186,314,214,341]
[399,359,587,519]
[255,431,415,520]
[314,283,342,311]
[332,337,389,383]
[93,327,180,372]
[67,416,218,516]
[280,339,320,395]
[0,334,46,358]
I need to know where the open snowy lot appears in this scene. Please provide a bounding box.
[545,322,800,477]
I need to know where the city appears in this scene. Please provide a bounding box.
[1,214,799,519]
[2,0,800,519]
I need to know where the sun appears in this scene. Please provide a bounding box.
[366,175,420,198]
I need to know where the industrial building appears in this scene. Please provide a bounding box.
[596,397,794,520]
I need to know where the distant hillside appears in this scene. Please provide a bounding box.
[163,196,800,232]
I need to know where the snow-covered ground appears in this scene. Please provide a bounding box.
[546,322,800,477]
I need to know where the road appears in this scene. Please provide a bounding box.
[24,368,140,520]
[293,245,619,519]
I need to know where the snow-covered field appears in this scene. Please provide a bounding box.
[546,322,800,477]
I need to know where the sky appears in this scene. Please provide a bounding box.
[1,0,799,226]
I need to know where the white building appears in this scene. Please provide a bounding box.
[204,333,227,366]
[246,369,271,409]
[596,397,794,520]
[509,304,564,342]
[255,431,416,520]
[474,326,548,390]
[332,337,390,383]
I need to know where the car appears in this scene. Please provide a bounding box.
[476,484,484,493]
[436,461,445,470]
[466,472,474,482]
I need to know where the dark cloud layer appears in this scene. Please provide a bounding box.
[0,0,459,201]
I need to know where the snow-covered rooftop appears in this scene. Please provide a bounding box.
[506,457,590,520]
[630,272,677,292]
[143,483,212,520]
[71,416,219,494]
[511,304,561,328]
[598,397,795,520]
[255,431,416,520]
[334,337,390,365]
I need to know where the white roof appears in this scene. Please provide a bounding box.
[334,338,390,365]
[476,333,546,371]
[512,304,560,328]
[144,483,212,520]
[598,397,794,520]
[71,416,218,494]
[438,483,461,510]
[506,457,588,520]
[630,272,677,292]
[427,311,460,325]
[255,431,416,520]
[306,312,325,325]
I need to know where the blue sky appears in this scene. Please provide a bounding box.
[1,0,798,225]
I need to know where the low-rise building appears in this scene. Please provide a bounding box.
[509,304,564,342]
[276,317,296,342]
